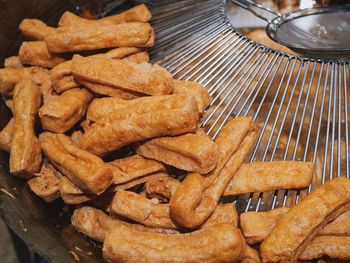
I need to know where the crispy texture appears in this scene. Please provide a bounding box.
[50,47,145,93]
[10,80,42,178]
[224,161,314,196]
[72,55,173,95]
[173,80,212,116]
[45,23,154,53]
[123,51,149,63]
[321,210,350,236]
[145,176,181,202]
[28,159,62,202]
[18,41,66,68]
[240,207,291,245]
[59,4,151,27]
[39,88,92,133]
[200,203,238,229]
[4,56,23,68]
[136,129,218,174]
[300,236,350,260]
[81,95,198,156]
[19,18,54,40]
[103,222,244,263]
[0,117,14,152]
[72,206,178,243]
[260,177,350,263]
[39,132,112,195]
[169,117,257,229]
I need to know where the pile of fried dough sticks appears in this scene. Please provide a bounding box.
[1,4,350,263]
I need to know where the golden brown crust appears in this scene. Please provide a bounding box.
[224,161,314,196]
[45,23,154,53]
[169,117,257,229]
[145,176,181,202]
[0,117,14,152]
[39,88,92,133]
[4,56,23,69]
[123,51,149,64]
[136,129,218,174]
[39,132,112,195]
[71,55,173,96]
[18,41,66,68]
[81,95,198,156]
[260,177,350,263]
[103,222,244,263]
[19,18,54,40]
[321,210,350,236]
[10,79,42,178]
[59,4,152,27]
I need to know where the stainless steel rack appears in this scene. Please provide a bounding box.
[148,0,350,213]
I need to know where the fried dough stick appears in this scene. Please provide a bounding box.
[135,129,219,174]
[50,47,148,94]
[39,132,112,195]
[102,223,244,263]
[110,189,239,229]
[19,19,54,40]
[39,88,92,133]
[0,118,14,152]
[223,161,314,196]
[169,117,257,229]
[18,41,66,68]
[4,56,23,69]
[81,95,198,156]
[45,23,154,53]
[72,55,173,96]
[144,176,181,202]
[260,177,350,263]
[59,4,151,27]
[10,80,42,178]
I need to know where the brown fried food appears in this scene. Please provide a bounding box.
[10,80,42,178]
[39,132,112,195]
[173,79,212,116]
[260,177,350,263]
[0,118,14,152]
[71,55,173,96]
[39,88,92,133]
[4,56,23,68]
[300,236,350,260]
[321,210,350,236]
[103,222,244,263]
[18,41,66,68]
[123,51,149,64]
[45,23,154,53]
[81,95,198,156]
[19,18,54,40]
[224,161,314,196]
[145,176,181,202]
[28,159,62,202]
[240,207,291,245]
[169,117,257,229]
[136,129,218,174]
[72,206,178,243]
[59,4,151,27]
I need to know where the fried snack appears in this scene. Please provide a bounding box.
[72,206,178,243]
[169,117,257,229]
[200,203,238,229]
[18,41,66,68]
[28,159,62,202]
[39,132,112,195]
[144,176,181,202]
[59,4,151,27]
[173,79,212,116]
[240,207,291,245]
[39,88,92,133]
[50,47,146,93]
[124,51,149,64]
[19,18,54,40]
[321,210,350,236]
[108,154,167,185]
[136,129,218,174]
[224,161,314,196]
[0,117,14,152]
[300,236,350,260]
[10,80,41,178]
[45,23,154,53]
[4,56,23,68]
[70,130,83,147]
[260,177,350,263]
[81,95,198,156]
[71,55,173,96]
[103,222,244,263]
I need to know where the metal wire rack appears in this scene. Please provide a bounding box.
[147,0,350,214]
